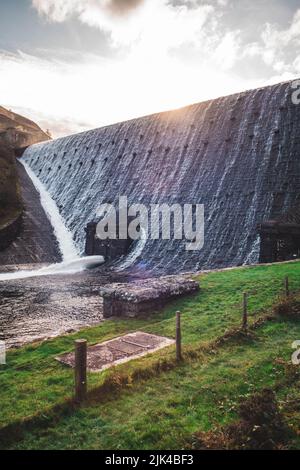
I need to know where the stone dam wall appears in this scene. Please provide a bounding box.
[0,213,22,252]
[22,80,300,274]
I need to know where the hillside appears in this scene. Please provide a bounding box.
[0,106,50,149]
[0,261,299,450]
[0,106,50,235]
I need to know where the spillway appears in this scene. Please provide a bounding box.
[0,161,104,282]
[22,80,300,275]
[21,160,79,262]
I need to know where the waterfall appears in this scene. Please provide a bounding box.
[20,80,300,275]
[21,160,79,262]
[0,256,105,281]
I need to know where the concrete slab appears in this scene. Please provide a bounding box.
[57,332,175,372]
[100,276,200,317]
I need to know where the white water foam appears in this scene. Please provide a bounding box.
[0,256,104,281]
[243,236,261,266]
[21,160,78,262]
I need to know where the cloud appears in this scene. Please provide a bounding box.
[31,0,240,68]
[241,9,300,76]
[262,9,300,49]
[6,1,295,138]
[105,0,145,15]
[32,0,148,44]
[32,0,216,46]
[0,27,250,139]
[33,0,145,21]
[32,0,78,23]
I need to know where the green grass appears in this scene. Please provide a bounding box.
[1,261,300,449]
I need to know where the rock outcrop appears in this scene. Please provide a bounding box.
[0,107,51,255]
[0,106,50,150]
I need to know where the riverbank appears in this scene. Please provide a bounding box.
[0,269,118,348]
[1,261,299,449]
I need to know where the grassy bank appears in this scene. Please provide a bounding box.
[0,261,300,449]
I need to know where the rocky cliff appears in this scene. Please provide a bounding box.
[0,107,51,250]
[0,106,50,150]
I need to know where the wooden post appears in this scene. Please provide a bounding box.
[285,276,290,299]
[75,339,87,403]
[176,311,182,362]
[242,293,248,330]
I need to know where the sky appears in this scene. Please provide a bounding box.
[1,0,300,138]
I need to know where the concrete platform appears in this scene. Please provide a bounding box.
[100,276,200,318]
[57,332,175,372]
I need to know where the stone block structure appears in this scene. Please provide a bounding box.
[100,276,200,317]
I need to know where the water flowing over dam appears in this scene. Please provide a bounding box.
[22,80,300,275]
[0,162,104,282]
[21,160,79,262]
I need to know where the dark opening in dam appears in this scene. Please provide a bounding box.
[258,204,300,263]
[21,80,300,275]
